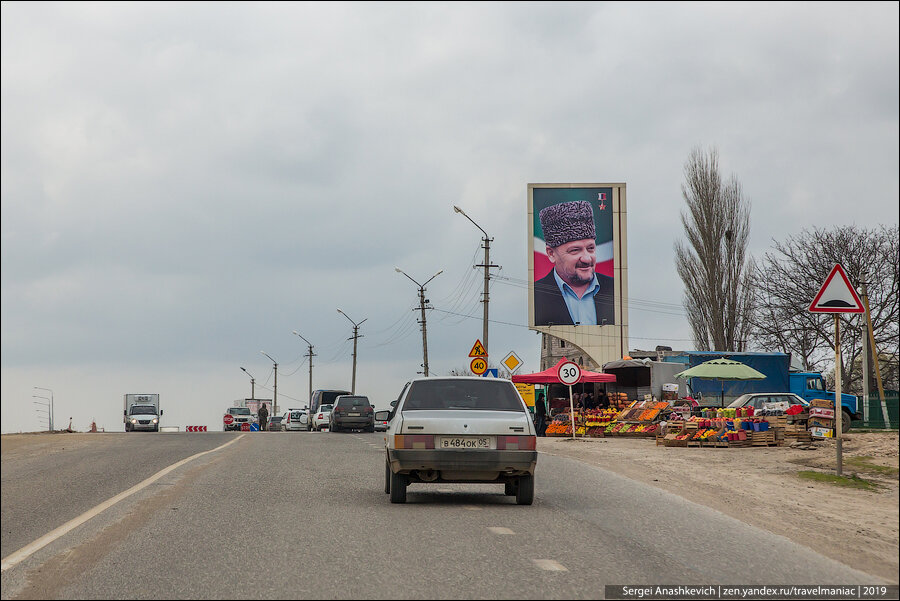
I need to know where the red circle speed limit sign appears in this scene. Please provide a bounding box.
[470,357,488,375]
[557,361,581,385]
[223,414,234,425]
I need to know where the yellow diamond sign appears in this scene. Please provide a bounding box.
[502,351,523,374]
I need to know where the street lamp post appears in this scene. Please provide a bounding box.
[337,309,367,394]
[260,351,278,416]
[292,331,316,407]
[240,367,256,400]
[33,387,54,432]
[395,267,443,376]
[453,205,498,358]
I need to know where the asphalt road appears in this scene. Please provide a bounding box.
[1,431,883,599]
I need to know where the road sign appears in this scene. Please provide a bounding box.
[186,426,207,432]
[501,351,523,374]
[470,357,488,375]
[557,361,581,385]
[223,414,234,425]
[240,423,251,431]
[809,264,864,313]
[468,339,487,357]
[250,423,260,431]
[482,368,499,378]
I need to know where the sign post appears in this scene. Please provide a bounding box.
[557,360,582,440]
[809,263,865,476]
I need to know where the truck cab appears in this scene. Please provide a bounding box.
[789,372,861,427]
[125,404,162,432]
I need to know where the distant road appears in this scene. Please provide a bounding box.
[1,431,883,599]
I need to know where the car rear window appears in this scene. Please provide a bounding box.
[336,397,370,409]
[290,411,304,420]
[402,380,525,412]
[320,405,333,412]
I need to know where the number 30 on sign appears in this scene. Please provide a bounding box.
[470,357,488,375]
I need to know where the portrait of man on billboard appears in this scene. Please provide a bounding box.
[533,196,615,327]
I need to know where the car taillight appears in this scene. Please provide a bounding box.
[496,436,536,450]
[365,406,373,413]
[318,413,323,419]
[394,434,434,449]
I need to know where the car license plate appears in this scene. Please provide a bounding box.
[438,437,494,449]
[349,412,360,416]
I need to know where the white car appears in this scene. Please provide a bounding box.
[311,404,333,431]
[379,377,537,505]
[282,409,308,431]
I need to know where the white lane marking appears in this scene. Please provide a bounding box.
[463,506,482,511]
[1,434,246,572]
[488,527,515,535]
[533,559,568,571]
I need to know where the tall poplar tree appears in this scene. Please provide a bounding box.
[674,147,755,351]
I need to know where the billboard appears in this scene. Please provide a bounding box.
[527,183,628,366]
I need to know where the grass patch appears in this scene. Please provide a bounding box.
[845,456,899,476]
[798,470,879,490]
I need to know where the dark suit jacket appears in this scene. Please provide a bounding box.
[533,270,615,326]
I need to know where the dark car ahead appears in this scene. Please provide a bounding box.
[267,416,284,431]
[330,395,374,432]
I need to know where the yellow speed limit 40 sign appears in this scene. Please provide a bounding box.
[470,357,488,375]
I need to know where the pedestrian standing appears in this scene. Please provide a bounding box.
[534,392,548,437]
[258,403,269,431]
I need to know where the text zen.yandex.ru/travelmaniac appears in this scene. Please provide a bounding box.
[606,584,897,600]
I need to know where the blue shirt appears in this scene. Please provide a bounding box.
[553,270,600,326]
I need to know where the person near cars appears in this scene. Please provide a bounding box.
[533,392,548,437]
[533,200,615,327]
[257,403,269,431]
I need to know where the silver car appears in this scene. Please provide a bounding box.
[378,377,537,505]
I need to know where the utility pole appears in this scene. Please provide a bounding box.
[240,367,256,400]
[292,331,316,405]
[260,351,278,416]
[860,283,889,426]
[453,206,499,357]
[337,309,367,394]
[395,267,443,376]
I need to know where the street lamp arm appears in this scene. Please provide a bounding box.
[292,330,312,347]
[424,269,444,287]
[260,350,277,365]
[395,267,421,287]
[453,205,488,238]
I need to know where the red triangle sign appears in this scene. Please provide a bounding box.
[808,264,864,313]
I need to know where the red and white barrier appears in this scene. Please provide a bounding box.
[186,425,208,432]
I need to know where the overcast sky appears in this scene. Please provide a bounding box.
[2,2,897,434]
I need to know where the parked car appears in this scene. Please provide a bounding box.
[312,404,333,431]
[223,407,253,431]
[330,395,374,432]
[308,389,351,431]
[282,409,308,431]
[726,393,808,411]
[379,377,537,505]
[267,416,283,431]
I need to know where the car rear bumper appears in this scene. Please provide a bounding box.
[334,418,374,428]
[388,448,537,475]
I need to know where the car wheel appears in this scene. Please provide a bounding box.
[515,475,534,505]
[504,481,517,496]
[841,410,852,433]
[366,425,375,433]
[331,424,340,433]
[390,471,407,504]
[384,458,391,494]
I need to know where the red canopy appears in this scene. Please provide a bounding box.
[511,358,616,384]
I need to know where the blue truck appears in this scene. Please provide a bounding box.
[663,352,860,431]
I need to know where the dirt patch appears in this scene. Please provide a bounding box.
[538,432,899,583]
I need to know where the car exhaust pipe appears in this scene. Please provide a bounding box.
[416,469,439,482]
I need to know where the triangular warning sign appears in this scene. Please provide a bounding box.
[468,339,487,357]
[809,264,864,313]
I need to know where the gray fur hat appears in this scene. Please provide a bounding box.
[539,201,596,248]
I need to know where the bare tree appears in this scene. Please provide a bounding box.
[674,147,755,351]
[751,224,899,394]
